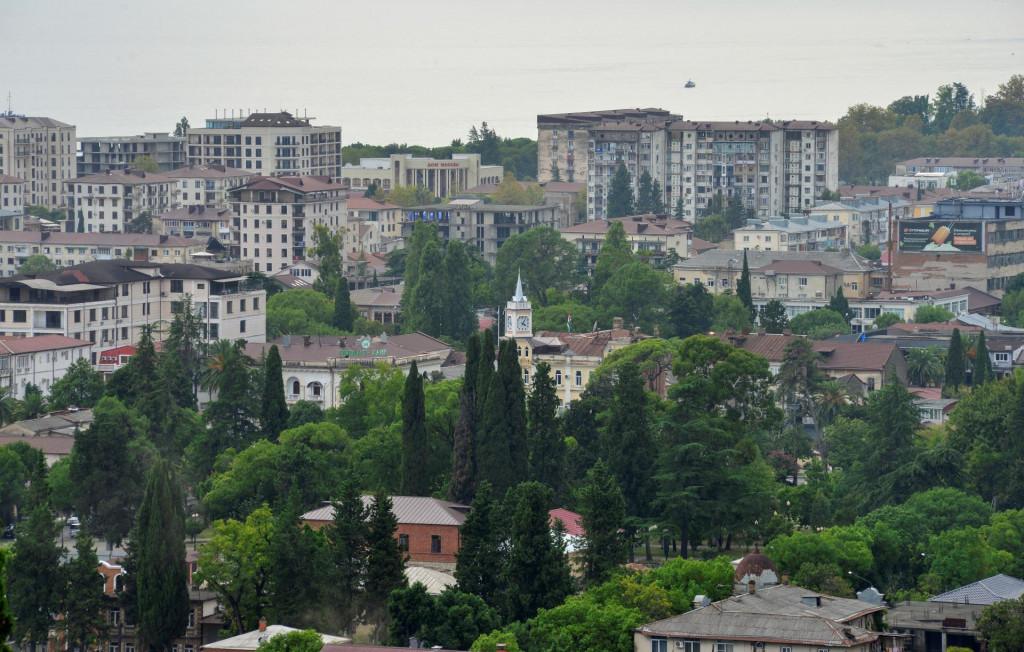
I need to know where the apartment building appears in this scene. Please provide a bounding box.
[0,232,207,277]
[341,153,502,199]
[77,132,186,175]
[0,174,26,215]
[400,198,559,265]
[0,114,77,211]
[0,335,92,399]
[154,206,231,240]
[809,197,914,247]
[559,214,691,273]
[228,175,348,273]
[68,169,175,233]
[346,197,402,251]
[586,121,669,220]
[734,215,848,252]
[894,156,1024,184]
[0,260,266,353]
[186,111,342,179]
[165,164,252,208]
[537,108,680,184]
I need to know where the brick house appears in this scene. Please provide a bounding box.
[301,495,470,564]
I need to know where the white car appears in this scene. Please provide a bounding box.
[67,516,80,527]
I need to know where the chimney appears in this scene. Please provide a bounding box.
[747,580,756,595]
[612,317,623,329]
[258,618,267,632]
[741,327,750,335]
[302,335,312,347]
[653,324,659,337]
[783,329,792,335]
[634,326,641,338]
[781,572,789,585]
[757,327,766,335]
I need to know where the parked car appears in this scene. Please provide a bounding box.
[67,515,80,527]
[2,524,14,539]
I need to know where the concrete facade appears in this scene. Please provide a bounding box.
[734,215,848,252]
[0,232,208,277]
[68,169,175,233]
[341,153,502,199]
[77,132,187,175]
[0,114,77,211]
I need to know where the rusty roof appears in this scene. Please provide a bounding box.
[812,341,900,372]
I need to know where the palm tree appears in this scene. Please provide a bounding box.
[199,339,239,396]
[813,380,852,433]
[906,346,945,387]
[17,392,48,420]
[0,386,16,426]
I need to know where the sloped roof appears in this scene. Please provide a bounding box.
[675,249,875,274]
[200,625,347,651]
[549,508,585,537]
[301,496,470,527]
[245,332,450,366]
[929,574,1024,605]
[405,565,455,595]
[716,331,803,363]
[240,112,309,128]
[72,169,174,185]
[639,609,875,647]
[0,433,74,457]
[0,335,90,354]
[813,341,900,372]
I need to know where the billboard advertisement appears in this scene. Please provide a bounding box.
[898,220,984,253]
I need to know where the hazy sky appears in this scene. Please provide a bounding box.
[3,0,1023,144]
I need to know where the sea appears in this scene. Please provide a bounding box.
[3,0,1023,146]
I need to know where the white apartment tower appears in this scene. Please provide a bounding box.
[187,111,342,179]
[0,114,77,211]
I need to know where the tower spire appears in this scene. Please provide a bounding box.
[513,269,526,302]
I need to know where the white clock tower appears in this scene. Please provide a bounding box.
[505,271,533,338]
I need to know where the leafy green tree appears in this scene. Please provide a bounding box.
[973,331,993,385]
[725,196,746,230]
[736,250,754,323]
[48,356,104,410]
[693,214,729,243]
[401,361,430,495]
[710,293,752,332]
[287,401,323,429]
[387,185,437,207]
[60,526,108,651]
[173,116,190,138]
[606,164,634,218]
[1001,289,1024,327]
[261,345,289,440]
[598,262,672,333]
[0,442,39,523]
[421,590,501,650]
[977,595,1024,651]
[589,339,676,395]
[265,290,336,338]
[455,483,503,607]
[532,300,596,335]
[827,287,853,323]
[125,210,153,234]
[906,346,945,387]
[443,241,479,341]
[914,304,955,324]
[527,362,564,495]
[592,221,634,297]
[311,225,344,299]
[669,282,713,338]
[477,340,528,496]
[386,582,436,646]
[16,254,56,276]
[603,362,655,521]
[332,277,356,331]
[950,169,989,190]
[758,299,789,333]
[258,629,323,652]
[873,312,904,329]
[136,459,189,652]
[888,95,930,126]
[470,631,522,652]
[6,460,62,650]
[945,328,966,392]
[133,155,161,174]
[492,227,579,307]
[502,482,573,622]
[788,308,848,339]
[405,238,447,335]
[576,459,627,587]
[931,82,976,133]
[855,243,882,260]
[363,489,408,640]
[0,546,11,652]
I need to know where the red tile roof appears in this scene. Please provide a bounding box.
[812,341,900,372]
[549,508,585,537]
[0,335,91,354]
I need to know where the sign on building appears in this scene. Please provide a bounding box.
[898,220,984,253]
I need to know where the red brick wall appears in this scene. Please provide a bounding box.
[305,520,461,564]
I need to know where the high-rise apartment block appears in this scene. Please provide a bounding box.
[68,169,176,233]
[77,132,186,175]
[187,111,342,179]
[537,109,838,221]
[0,114,77,211]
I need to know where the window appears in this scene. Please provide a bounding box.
[398,534,409,550]
[798,277,808,287]
[575,370,583,386]
[781,648,792,652]
[651,639,668,652]
[240,320,246,333]
[110,644,120,652]
[12,310,25,323]
[125,643,135,652]
[170,279,184,293]
[187,612,195,629]
[995,352,1010,362]
[715,644,733,652]
[555,370,562,385]
[240,299,246,312]
[114,574,125,592]
[109,609,121,626]
[431,535,442,553]
[681,642,700,652]
[227,301,233,315]
[254,298,260,311]
[867,378,876,392]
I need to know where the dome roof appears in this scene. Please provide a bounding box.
[734,551,777,582]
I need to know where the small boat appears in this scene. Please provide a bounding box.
[685,80,696,88]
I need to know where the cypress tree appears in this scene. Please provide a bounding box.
[592,221,634,297]
[268,488,324,627]
[322,479,369,635]
[442,241,477,342]
[454,483,502,608]
[261,345,289,440]
[673,198,684,220]
[61,527,108,651]
[400,361,430,496]
[945,328,966,393]
[576,459,628,587]
[450,333,480,504]
[363,489,408,640]
[407,238,446,336]
[475,329,495,424]
[827,286,853,323]
[973,330,993,385]
[606,164,634,218]
[527,362,565,498]
[603,362,655,520]
[477,340,528,496]
[737,250,755,324]
[136,459,189,652]
[635,170,656,215]
[0,546,11,652]
[333,277,355,331]
[5,458,62,651]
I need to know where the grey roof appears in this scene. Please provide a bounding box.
[675,249,875,274]
[712,584,883,623]
[639,609,876,647]
[929,574,1024,605]
[302,495,470,527]
[0,116,74,129]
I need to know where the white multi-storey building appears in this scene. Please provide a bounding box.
[587,121,669,220]
[0,260,265,355]
[228,176,348,273]
[0,335,92,399]
[187,111,342,179]
[165,165,252,209]
[0,174,26,215]
[0,114,77,211]
[0,232,207,277]
[68,169,175,233]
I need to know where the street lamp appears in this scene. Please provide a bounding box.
[847,570,873,588]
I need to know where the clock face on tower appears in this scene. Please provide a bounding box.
[506,315,514,331]
[517,315,530,331]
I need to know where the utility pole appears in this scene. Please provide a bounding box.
[886,201,894,293]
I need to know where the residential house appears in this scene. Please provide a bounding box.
[301,495,470,565]
[0,408,92,466]
[894,156,1024,184]
[350,284,403,325]
[558,214,692,273]
[808,196,915,247]
[164,164,252,209]
[0,334,91,398]
[0,174,26,216]
[346,197,403,250]
[734,215,847,252]
[153,206,232,241]
[243,333,454,408]
[272,259,319,288]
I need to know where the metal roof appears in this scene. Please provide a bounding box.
[302,495,470,527]
[929,574,1024,605]
[639,609,876,647]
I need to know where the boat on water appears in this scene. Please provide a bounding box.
[685,80,696,88]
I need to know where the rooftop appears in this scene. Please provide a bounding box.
[929,574,1024,605]
[200,625,347,651]
[71,168,174,185]
[0,116,74,130]
[244,333,451,366]
[675,249,875,274]
[241,112,311,128]
[0,335,91,354]
[301,495,470,527]
[165,164,252,179]
[639,609,875,648]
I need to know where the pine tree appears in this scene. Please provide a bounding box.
[827,286,853,323]
[635,170,656,214]
[322,480,369,635]
[442,241,477,342]
[477,340,528,496]
[450,334,479,504]
[407,238,446,336]
[527,362,564,498]
[606,164,634,218]
[61,527,107,651]
[363,489,408,641]
[737,250,755,324]
[673,198,684,220]
[576,459,627,587]
[945,328,966,392]
[603,363,656,519]
[5,459,62,651]
[136,459,189,652]
[0,546,12,652]
[454,483,503,608]
[592,221,634,298]
[502,482,573,622]
[758,299,790,333]
[650,178,666,214]
[401,361,430,496]
[268,489,325,627]
[333,277,355,331]
[475,329,495,425]
[973,330,993,385]
[261,345,289,440]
